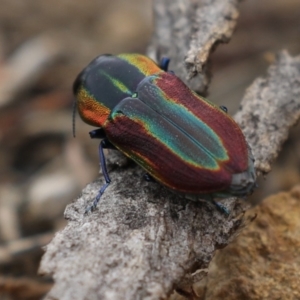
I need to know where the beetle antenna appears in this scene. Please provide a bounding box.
[72,99,77,138]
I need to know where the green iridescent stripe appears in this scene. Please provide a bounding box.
[160,92,225,159]
[101,72,132,94]
[139,113,218,169]
[110,99,220,169]
[137,79,228,162]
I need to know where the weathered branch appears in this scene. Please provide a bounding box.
[148,0,240,93]
[235,51,300,175]
[39,0,300,299]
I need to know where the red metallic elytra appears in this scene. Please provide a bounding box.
[73,53,257,214]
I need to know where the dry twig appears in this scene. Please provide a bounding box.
[148,0,240,93]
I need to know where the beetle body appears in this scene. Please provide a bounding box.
[74,54,256,206]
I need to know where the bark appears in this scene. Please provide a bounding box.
[39,0,300,299]
[148,0,240,94]
[235,51,300,175]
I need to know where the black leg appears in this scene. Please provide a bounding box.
[89,129,117,149]
[85,138,112,214]
[89,128,106,139]
[100,138,117,150]
[160,57,170,71]
[211,200,230,215]
[143,173,155,182]
[159,57,176,75]
[219,105,228,113]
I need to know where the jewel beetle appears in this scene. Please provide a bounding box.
[73,53,256,214]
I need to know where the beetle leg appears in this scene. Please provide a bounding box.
[159,57,175,74]
[89,129,117,150]
[219,105,228,113]
[89,128,106,139]
[143,173,156,182]
[85,138,112,214]
[211,200,230,215]
[100,139,117,150]
[159,57,170,71]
